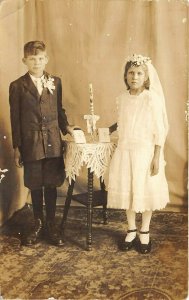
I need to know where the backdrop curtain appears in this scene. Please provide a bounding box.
[0,0,188,225]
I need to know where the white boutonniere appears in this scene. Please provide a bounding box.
[42,76,55,94]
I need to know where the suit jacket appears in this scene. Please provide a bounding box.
[9,72,69,162]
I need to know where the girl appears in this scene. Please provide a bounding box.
[108,54,169,254]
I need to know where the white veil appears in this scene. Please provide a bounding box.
[125,54,169,143]
[147,62,169,138]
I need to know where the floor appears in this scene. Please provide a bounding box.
[0,205,188,300]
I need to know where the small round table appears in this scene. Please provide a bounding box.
[61,141,116,250]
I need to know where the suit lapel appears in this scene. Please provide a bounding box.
[22,72,52,100]
[22,72,40,99]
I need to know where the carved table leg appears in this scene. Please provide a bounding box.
[87,168,93,251]
[60,179,75,233]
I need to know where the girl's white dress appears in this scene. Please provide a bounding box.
[108,89,169,212]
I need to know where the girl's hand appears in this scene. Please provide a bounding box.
[150,157,159,176]
[14,148,23,168]
[109,123,118,134]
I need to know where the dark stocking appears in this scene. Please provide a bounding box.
[31,189,44,221]
[44,187,57,222]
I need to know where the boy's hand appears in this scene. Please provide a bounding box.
[14,148,23,168]
[66,125,81,136]
[150,157,159,176]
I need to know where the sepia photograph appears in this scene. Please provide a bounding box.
[0,0,188,299]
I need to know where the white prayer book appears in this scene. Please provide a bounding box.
[98,128,110,143]
[73,129,86,144]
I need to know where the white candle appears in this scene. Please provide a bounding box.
[89,83,93,100]
[89,83,94,115]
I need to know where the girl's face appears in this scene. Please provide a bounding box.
[126,65,147,92]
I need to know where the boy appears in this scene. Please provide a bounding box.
[9,41,75,246]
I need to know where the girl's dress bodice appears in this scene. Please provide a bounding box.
[117,89,165,150]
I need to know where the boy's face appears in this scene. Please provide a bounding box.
[22,51,49,77]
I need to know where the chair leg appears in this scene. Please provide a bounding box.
[60,179,75,233]
[100,177,108,224]
[100,178,106,191]
[103,201,108,225]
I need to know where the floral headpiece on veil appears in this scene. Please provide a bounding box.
[126,54,151,66]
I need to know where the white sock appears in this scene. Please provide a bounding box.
[125,209,137,242]
[140,210,152,244]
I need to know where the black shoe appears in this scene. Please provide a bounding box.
[119,229,137,251]
[23,218,43,246]
[46,221,64,247]
[138,231,151,254]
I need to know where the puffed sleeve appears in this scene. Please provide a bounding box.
[151,94,166,147]
[9,82,22,149]
[57,77,69,135]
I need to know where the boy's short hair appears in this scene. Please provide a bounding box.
[124,61,150,90]
[24,41,46,57]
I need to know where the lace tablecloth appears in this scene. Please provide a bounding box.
[64,142,116,184]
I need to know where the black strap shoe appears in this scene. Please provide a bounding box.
[119,229,137,251]
[46,221,64,247]
[139,230,151,254]
[23,218,43,246]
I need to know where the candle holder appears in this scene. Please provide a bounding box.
[84,83,100,142]
[84,114,100,142]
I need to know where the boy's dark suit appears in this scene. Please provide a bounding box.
[9,71,68,189]
[9,71,68,161]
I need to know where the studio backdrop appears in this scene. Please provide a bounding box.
[0,0,188,225]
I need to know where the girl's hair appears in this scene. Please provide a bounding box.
[124,61,150,90]
[24,41,46,57]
